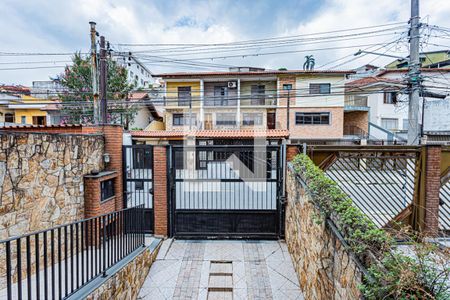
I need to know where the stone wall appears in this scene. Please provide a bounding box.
[86,243,161,299]
[0,132,104,239]
[285,166,364,300]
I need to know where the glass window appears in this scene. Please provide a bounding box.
[242,113,263,126]
[402,119,409,130]
[173,113,196,126]
[251,85,265,105]
[214,86,229,106]
[21,116,26,124]
[216,113,236,126]
[309,83,331,94]
[383,92,397,104]
[101,179,115,201]
[178,86,192,106]
[283,84,292,90]
[381,118,398,130]
[5,113,14,123]
[295,112,330,125]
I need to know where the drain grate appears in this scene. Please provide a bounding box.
[207,261,233,299]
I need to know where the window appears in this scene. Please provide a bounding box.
[173,113,196,126]
[283,84,292,90]
[216,113,236,126]
[242,113,263,126]
[32,116,46,126]
[251,85,265,105]
[214,86,229,106]
[21,116,26,124]
[178,86,192,106]
[402,119,409,131]
[4,113,14,123]
[134,181,144,190]
[383,92,397,104]
[381,118,398,131]
[295,112,330,125]
[101,179,115,201]
[309,83,331,94]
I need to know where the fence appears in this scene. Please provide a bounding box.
[0,206,145,300]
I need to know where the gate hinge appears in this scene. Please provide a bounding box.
[279,196,287,204]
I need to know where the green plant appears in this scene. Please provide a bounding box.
[291,154,450,299]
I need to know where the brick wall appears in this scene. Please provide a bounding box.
[153,146,168,236]
[343,111,369,133]
[424,146,442,236]
[0,125,84,134]
[84,172,118,219]
[287,145,300,161]
[287,107,344,139]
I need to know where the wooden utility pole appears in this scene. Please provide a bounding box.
[89,21,99,124]
[407,0,421,145]
[99,35,108,124]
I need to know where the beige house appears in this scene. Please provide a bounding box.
[138,67,357,143]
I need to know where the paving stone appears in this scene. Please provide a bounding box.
[208,274,233,289]
[210,261,233,274]
[207,290,233,300]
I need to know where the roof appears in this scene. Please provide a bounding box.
[156,69,355,78]
[0,124,82,130]
[347,76,404,88]
[130,129,289,139]
[128,91,149,100]
[0,85,31,95]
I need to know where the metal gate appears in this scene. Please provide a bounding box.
[169,145,283,238]
[123,145,154,233]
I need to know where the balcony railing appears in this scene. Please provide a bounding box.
[0,206,145,300]
[345,96,368,107]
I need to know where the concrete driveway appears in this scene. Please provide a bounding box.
[138,239,304,300]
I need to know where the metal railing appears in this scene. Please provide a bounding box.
[345,95,368,107]
[306,146,420,228]
[0,206,145,300]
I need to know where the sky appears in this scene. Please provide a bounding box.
[0,0,449,86]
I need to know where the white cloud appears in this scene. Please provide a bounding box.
[0,0,449,85]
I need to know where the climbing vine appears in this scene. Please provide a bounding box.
[291,154,450,299]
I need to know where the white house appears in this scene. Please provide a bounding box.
[114,54,154,89]
[347,69,450,142]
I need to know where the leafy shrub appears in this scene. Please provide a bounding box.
[291,154,450,299]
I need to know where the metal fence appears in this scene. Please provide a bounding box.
[306,146,420,228]
[0,206,145,300]
[440,180,450,232]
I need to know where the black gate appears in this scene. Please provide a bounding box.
[169,145,283,238]
[123,145,154,233]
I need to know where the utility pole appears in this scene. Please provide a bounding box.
[286,90,291,131]
[407,0,421,145]
[99,35,108,124]
[89,21,99,124]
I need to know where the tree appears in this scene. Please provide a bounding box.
[58,53,137,127]
[303,55,315,70]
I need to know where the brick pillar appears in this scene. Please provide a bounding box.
[101,125,124,211]
[153,146,168,236]
[423,145,442,236]
[286,145,300,161]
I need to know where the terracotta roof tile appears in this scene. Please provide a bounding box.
[130,129,289,139]
[347,76,403,88]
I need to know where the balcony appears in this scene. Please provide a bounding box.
[344,95,369,111]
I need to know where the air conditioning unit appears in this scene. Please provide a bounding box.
[228,81,237,89]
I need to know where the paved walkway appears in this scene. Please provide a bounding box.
[138,239,304,300]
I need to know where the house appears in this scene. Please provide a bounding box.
[31,79,67,99]
[132,68,355,144]
[385,50,450,69]
[346,68,450,143]
[113,54,154,88]
[0,85,57,126]
[127,91,163,130]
